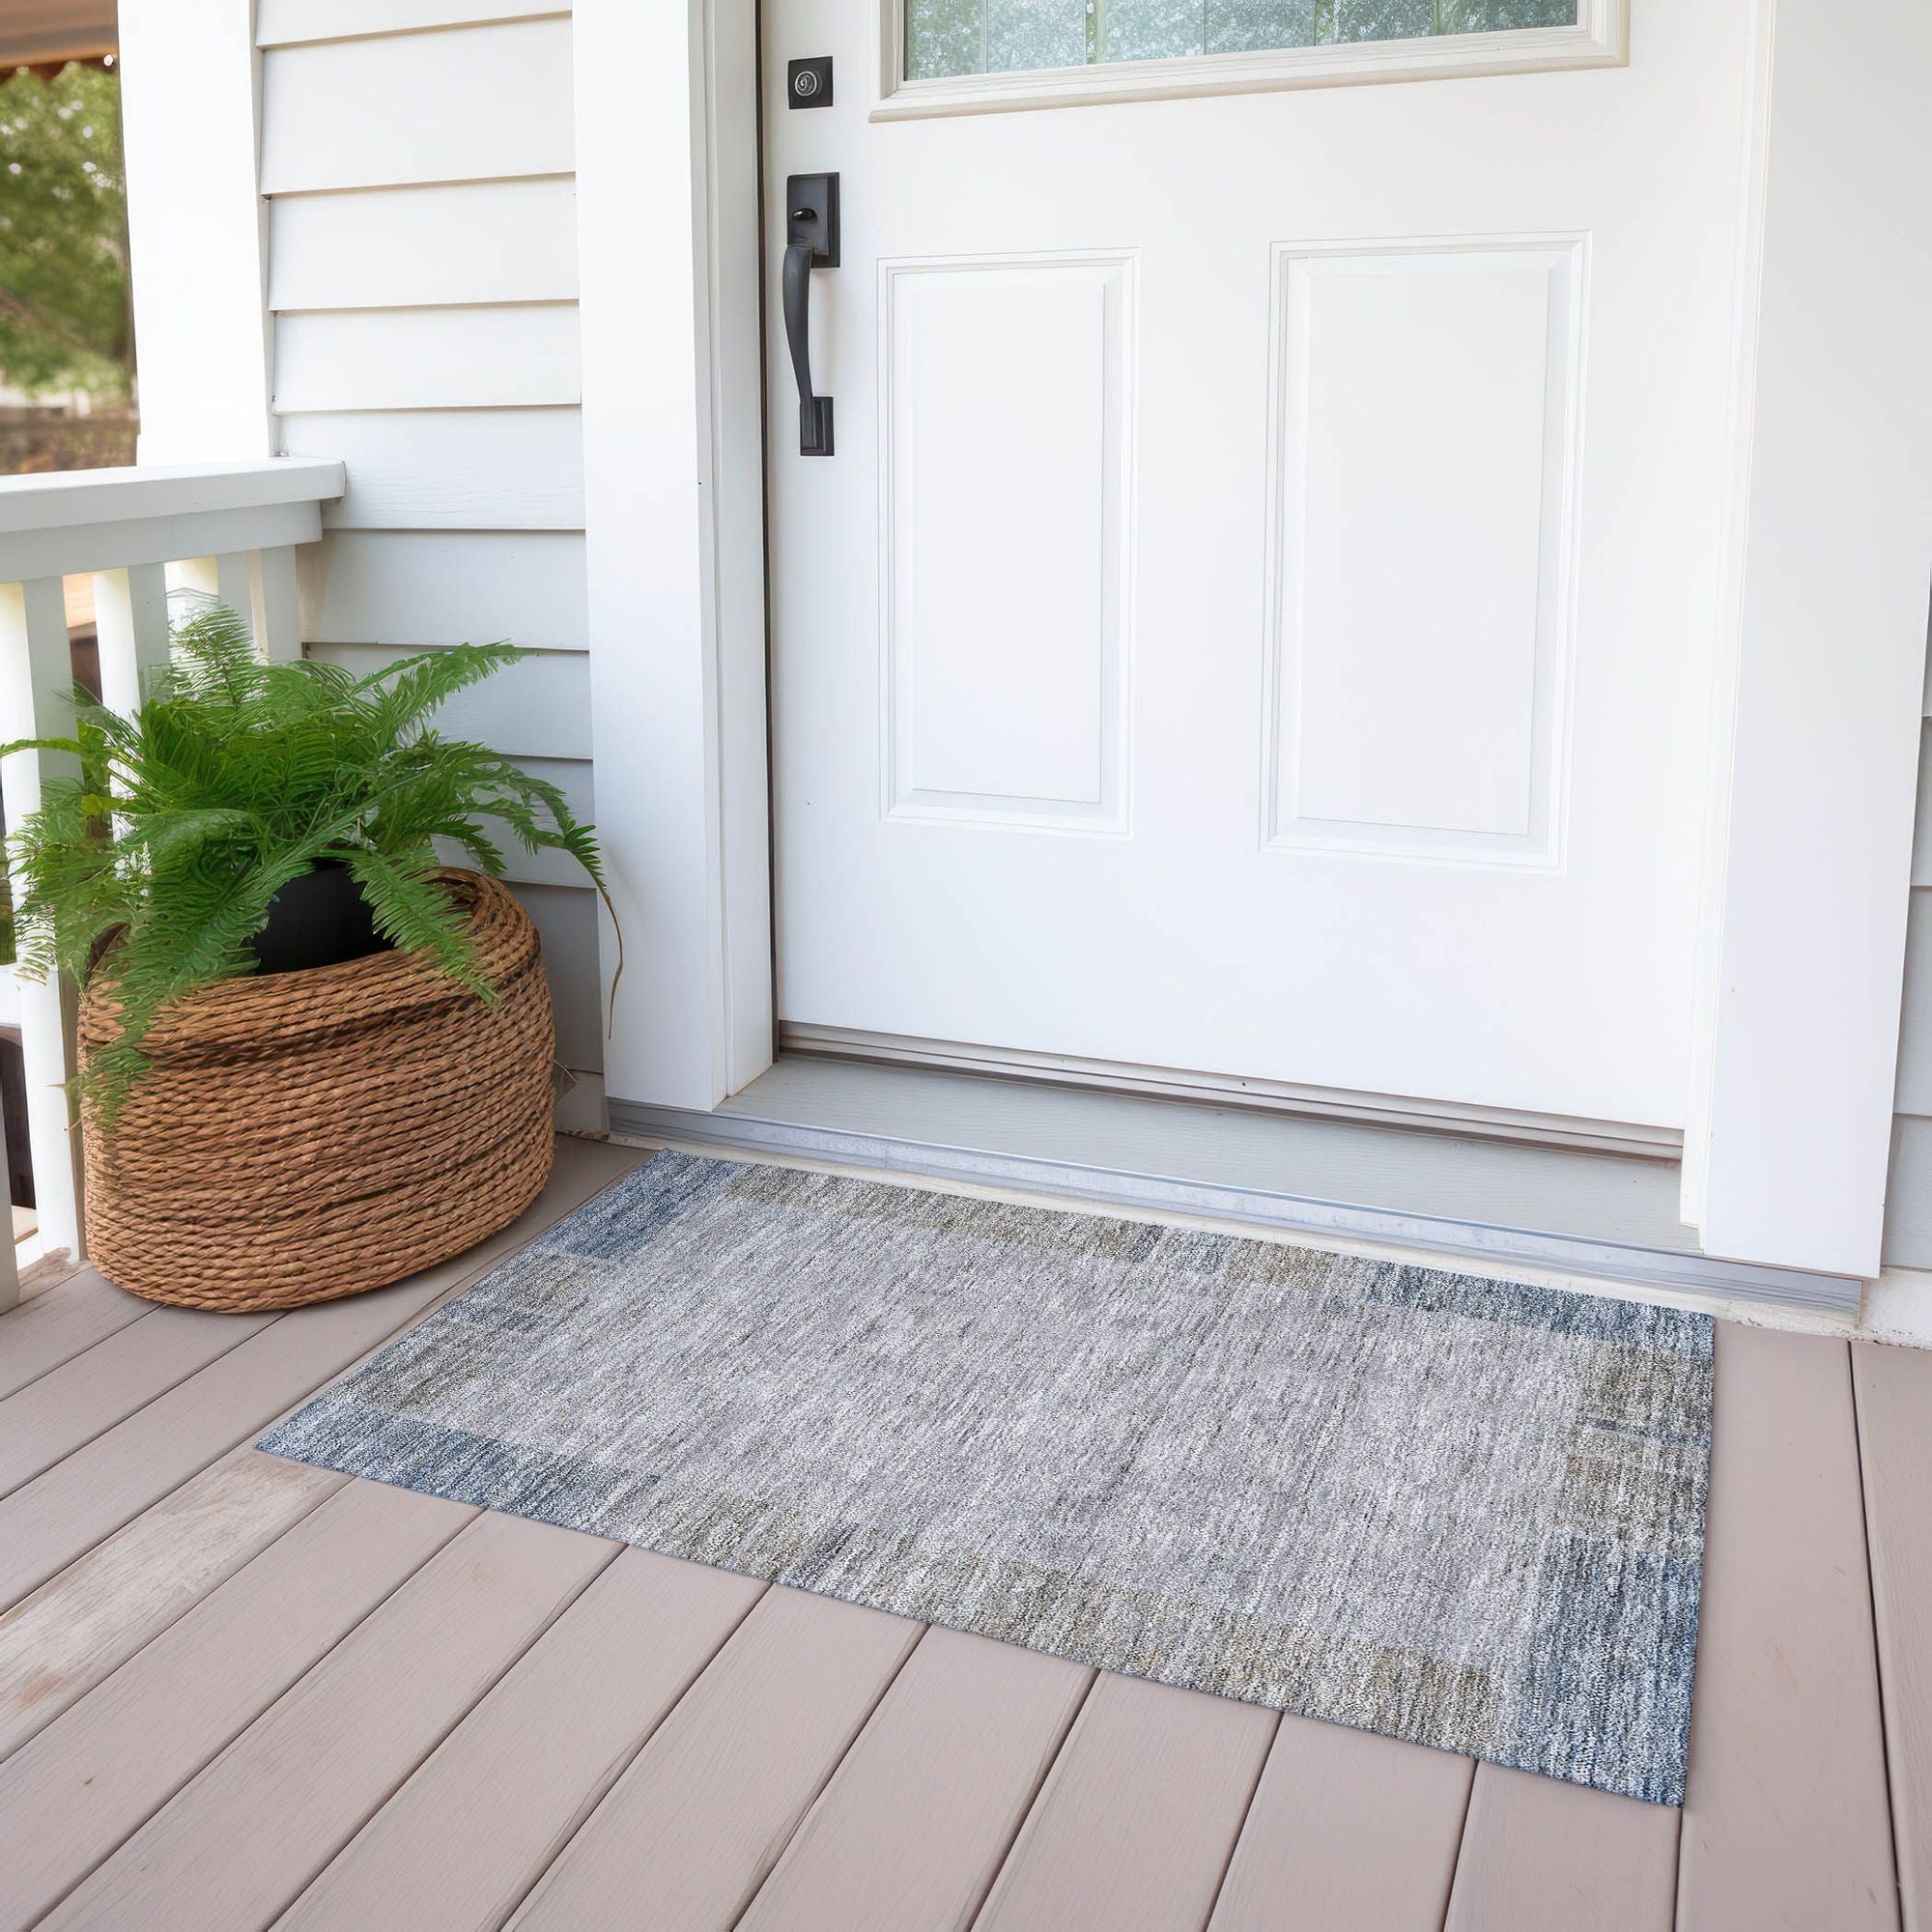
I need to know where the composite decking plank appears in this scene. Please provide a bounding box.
[0,1136,642,1611]
[0,1480,471,1932]
[972,1670,1277,1932]
[1443,1766,1677,1931]
[736,1625,1094,1932]
[1208,1716,1473,1932]
[0,1450,348,1761]
[0,1269,150,1401]
[278,1547,766,1932]
[507,1586,923,1932]
[1676,1324,1897,1931]
[0,1302,276,1498]
[41,1511,616,1932]
[1854,1339,1932,1928]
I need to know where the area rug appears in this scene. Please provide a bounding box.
[258,1151,1713,1804]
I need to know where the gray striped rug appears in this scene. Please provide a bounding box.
[260,1150,1712,1804]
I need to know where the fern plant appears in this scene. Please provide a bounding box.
[2,604,611,1122]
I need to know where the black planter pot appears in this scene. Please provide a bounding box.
[250,861,393,976]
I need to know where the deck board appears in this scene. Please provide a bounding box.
[0,1143,1919,1930]
[507,1586,923,1931]
[972,1670,1277,1932]
[40,1511,616,1932]
[1675,1323,1898,1931]
[1854,1339,1932,1928]
[1444,1765,1678,1931]
[0,1269,150,1401]
[737,1626,1094,1932]
[0,1480,469,1932]
[0,1137,639,1610]
[279,1548,765,1932]
[0,1451,347,1761]
[0,1302,276,1498]
[1208,1715,1473,1932]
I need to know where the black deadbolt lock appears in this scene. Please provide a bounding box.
[787,57,833,107]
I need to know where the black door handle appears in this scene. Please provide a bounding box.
[784,174,838,457]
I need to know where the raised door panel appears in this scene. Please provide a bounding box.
[882,255,1134,832]
[1266,238,1583,867]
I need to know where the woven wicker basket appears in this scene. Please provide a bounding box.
[79,869,557,1312]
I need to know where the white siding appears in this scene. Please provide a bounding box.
[259,19,574,193]
[1887,700,1932,1264]
[302,532,587,649]
[282,411,584,530]
[304,644,591,761]
[257,0,566,44]
[268,181,580,312]
[274,306,581,412]
[260,6,603,1107]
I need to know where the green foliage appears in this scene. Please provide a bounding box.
[0,63,131,399]
[2,606,608,1120]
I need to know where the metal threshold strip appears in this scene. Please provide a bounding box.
[608,1057,1861,1316]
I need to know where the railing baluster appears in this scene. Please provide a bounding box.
[0,577,86,1262]
[0,1102,18,1311]
[250,545,302,663]
[212,551,256,633]
[91,562,172,718]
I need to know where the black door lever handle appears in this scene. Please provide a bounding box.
[783,174,838,457]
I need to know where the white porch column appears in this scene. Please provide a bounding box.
[118,0,272,466]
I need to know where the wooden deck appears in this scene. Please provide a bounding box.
[0,1136,1927,1931]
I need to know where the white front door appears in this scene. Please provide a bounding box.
[764,2,1755,1135]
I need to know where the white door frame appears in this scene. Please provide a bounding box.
[573,0,1932,1279]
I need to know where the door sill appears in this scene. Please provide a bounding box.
[609,1057,1859,1315]
[781,1024,1683,1160]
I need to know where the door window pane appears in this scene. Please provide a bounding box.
[908,0,1577,79]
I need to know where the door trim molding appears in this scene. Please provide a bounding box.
[572,0,774,1112]
[870,0,1627,122]
[782,1023,1684,1159]
[1681,0,1932,1274]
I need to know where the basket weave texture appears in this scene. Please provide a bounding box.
[79,870,557,1312]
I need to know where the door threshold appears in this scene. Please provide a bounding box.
[608,1057,1861,1315]
[781,1024,1684,1159]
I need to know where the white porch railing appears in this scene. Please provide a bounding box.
[0,457,346,1301]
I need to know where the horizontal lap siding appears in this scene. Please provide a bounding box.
[1886,717,1932,1264]
[260,8,604,1104]
[259,20,574,194]
[268,182,580,311]
[274,307,582,412]
[302,533,588,650]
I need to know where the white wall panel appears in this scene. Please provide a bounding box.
[280,410,584,529]
[274,306,580,412]
[302,531,587,649]
[259,19,574,193]
[269,180,579,312]
[1265,239,1581,867]
[305,642,591,760]
[881,255,1132,831]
